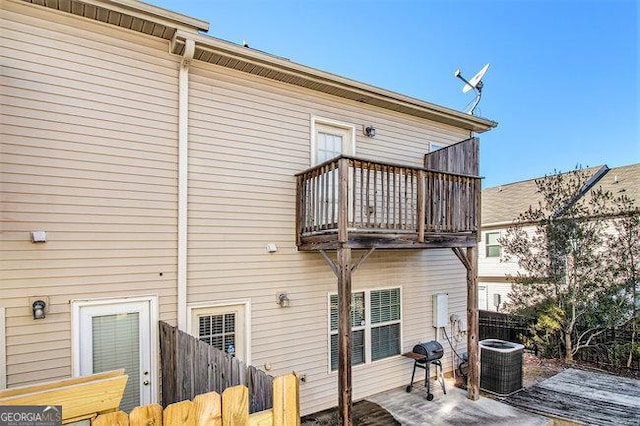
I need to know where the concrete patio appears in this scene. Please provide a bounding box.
[367,378,551,426]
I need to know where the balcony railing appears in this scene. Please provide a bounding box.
[295,156,480,249]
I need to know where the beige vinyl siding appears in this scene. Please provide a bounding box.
[187,62,468,414]
[0,0,179,387]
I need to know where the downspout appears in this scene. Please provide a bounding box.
[178,38,195,331]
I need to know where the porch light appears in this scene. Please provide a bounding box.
[364,125,376,138]
[32,300,46,320]
[276,293,290,308]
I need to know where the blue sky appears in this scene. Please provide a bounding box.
[150,0,638,188]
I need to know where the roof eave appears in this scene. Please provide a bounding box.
[174,31,498,133]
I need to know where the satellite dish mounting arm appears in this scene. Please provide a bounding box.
[454,64,489,115]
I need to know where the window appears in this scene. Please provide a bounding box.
[190,303,247,362]
[429,142,444,152]
[198,313,236,354]
[486,232,501,257]
[329,288,401,371]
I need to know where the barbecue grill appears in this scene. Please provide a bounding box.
[405,341,446,400]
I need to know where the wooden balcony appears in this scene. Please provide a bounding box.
[296,148,481,251]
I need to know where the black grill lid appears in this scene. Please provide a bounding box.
[412,340,444,361]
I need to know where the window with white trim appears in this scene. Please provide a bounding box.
[329,287,401,371]
[429,142,444,152]
[191,304,246,361]
[485,232,501,257]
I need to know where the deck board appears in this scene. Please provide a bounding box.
[505,368,640,426]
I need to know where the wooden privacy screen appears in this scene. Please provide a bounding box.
[0,369,127,424]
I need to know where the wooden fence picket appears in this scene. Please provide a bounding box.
[222,385,248,426]
[92,411,129,426]
[129,404,162,425]
[193,392,222,426]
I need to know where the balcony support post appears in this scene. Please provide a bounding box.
[452,246,479,399]
[337,245,353,426]
[466,246,479,400]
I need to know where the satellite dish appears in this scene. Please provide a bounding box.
[454,63,490,115]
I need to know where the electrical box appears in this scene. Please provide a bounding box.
[432,293,448,328]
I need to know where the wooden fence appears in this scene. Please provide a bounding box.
[160,322,273,413]
[94,373,299,426]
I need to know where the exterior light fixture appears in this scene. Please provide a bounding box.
[363,125,376,138]
[32,300,46,320]
[276,293,290,308]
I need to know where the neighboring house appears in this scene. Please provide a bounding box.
[478,163,640,312]
[0,0,496,415]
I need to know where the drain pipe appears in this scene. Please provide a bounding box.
[177,38,195,331]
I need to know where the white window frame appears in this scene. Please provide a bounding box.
[187,299,251,366]
[310,116,356,166]
[327,286,402,373]
[429,142,445,152]
[0,307,5,389]
[485,232,502,258]
[71,296,159,405]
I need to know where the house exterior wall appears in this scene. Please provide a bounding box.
[1,0,179,387]
[187,61,470,414]
[1,0,472,415]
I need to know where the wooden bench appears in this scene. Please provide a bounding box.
[0,369,127,424]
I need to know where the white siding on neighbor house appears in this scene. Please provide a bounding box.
[0,0,179,387]
[478,282,512,312]
[478,226,538,311]
[478,228,522,278]
[186,61,469,414]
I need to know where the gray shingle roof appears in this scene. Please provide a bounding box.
[481,163,640,226]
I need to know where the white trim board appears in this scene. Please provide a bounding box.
[0,307,5,389]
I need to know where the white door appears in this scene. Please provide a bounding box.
[478,286,487,310]
[76,300,153,412]
[313,122,355,225]
[313,122,354,166]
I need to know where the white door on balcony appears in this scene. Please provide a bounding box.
[312,121,355,226]
[312,122,354,166]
